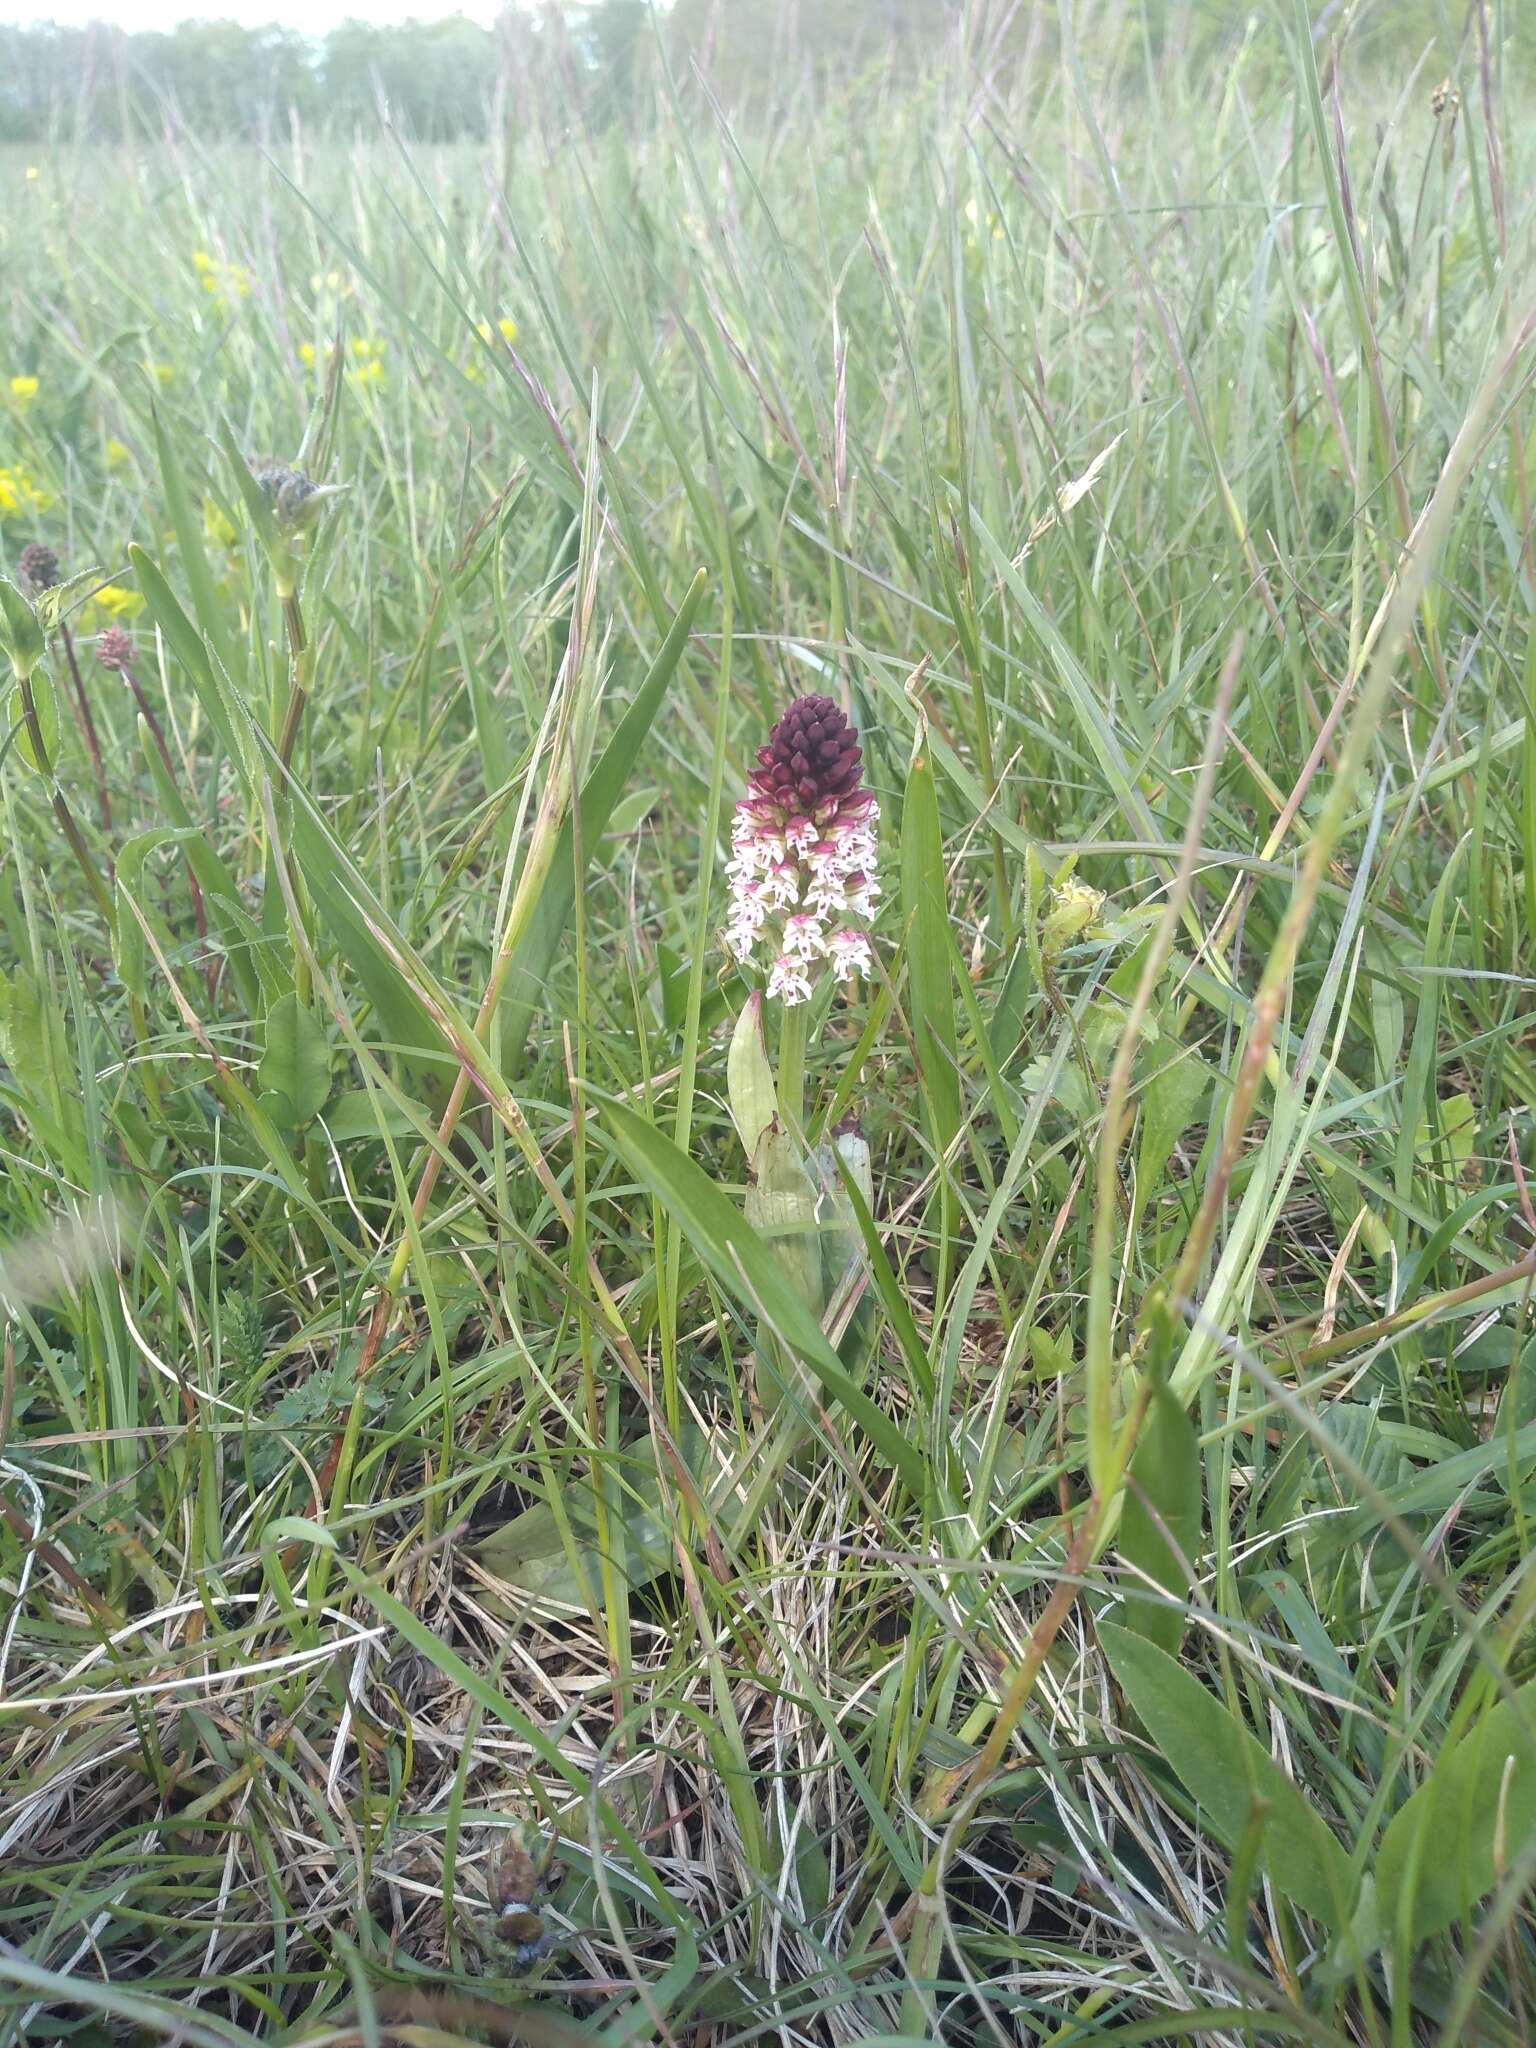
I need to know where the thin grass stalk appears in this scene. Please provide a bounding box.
[659,535,730,1443]
[1172,314,1533,1313]
[14,676,115,932]
[1084,634,1242,1500]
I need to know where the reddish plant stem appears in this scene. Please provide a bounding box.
[59,623,112,847]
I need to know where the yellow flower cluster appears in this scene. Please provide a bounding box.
[0,465,50,518]
[9,375,40,408]
[193,248,253,302]
[347,336,386,388]
[88,585,144,621]
[466,316,519,381]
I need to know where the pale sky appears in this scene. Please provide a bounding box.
[5,0,503,27]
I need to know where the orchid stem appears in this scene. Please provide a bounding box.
[777,998,808,1149]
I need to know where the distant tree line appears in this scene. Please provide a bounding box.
[0,0,1522,144]
[0,4,663,142]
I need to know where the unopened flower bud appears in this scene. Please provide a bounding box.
[249,461,348,532]
[18,542,59,593]
[96,626,135,673]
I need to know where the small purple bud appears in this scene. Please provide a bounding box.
[96,625,135,672]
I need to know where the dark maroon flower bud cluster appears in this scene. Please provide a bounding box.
[95,626,136,672]
[747,694,868,820]
[18,543,59,593]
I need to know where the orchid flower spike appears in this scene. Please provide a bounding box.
[725,693,880,1005]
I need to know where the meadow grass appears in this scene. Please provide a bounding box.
[1,6,1535,2042]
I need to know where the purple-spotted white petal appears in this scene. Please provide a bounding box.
[768,955,815,1005]
[828,928,874,981]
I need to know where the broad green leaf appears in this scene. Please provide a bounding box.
[321,1088,429,1143]
[0,966,81,1167]
[151,404,238,682]
[605,784,660,836]
[726,993,776,1159]
[475,1441,700,1612]
[1376,1682,1536,1944]
[128,544,255,785]
[116,827,198,1005]
[1029,1326,1073,1380]
[281,766,458,1075]
[135,714,271,1012]
[831,1148,934,1400]
[1099,1622,1354,1926]
[1328,1420,1536,1541]
[9,668,59,774]
[596,1095,925,1495]
[0,576,45,677]
[1493,1335,1536,1493]
[258,994,332,1126]
[1134,1051,1211,1231]
[33,566,104,633]
[1118,1382,1202,1656]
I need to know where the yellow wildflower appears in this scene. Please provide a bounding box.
[25,167,40,182]
[298,342,317,367]
[92,585,145,621]
[146,362,175,387]
[0,465,50,517]
[475,317,518,345]
[348,357,385,388]
[105,438,131,469]
[195,251,252,302]
[10,375,40,406]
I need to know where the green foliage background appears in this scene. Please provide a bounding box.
[0,0,1534,2042]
